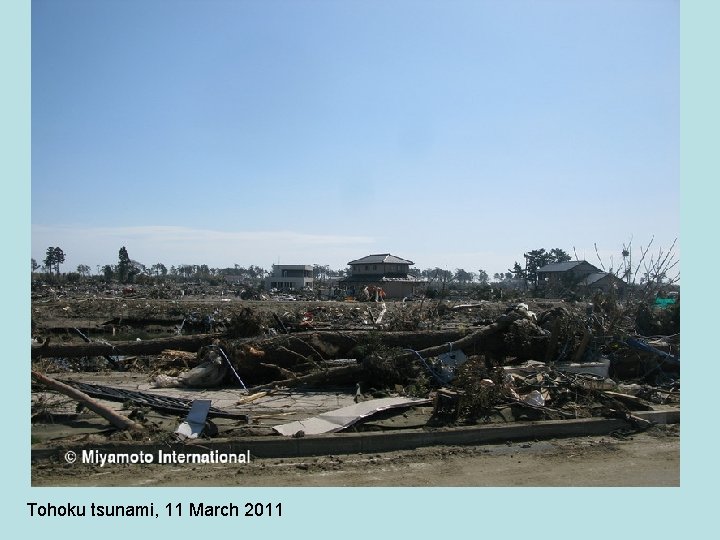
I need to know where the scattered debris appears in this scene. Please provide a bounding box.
[52,379,249,420]
[153,349,227,388]
[31,371,142,431]
[273,397,432,436]
[175,399,212,440]
[31,291,679,446]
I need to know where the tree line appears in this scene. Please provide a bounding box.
[32,246,271,285]
[32,241,679,291]
[33,245,495,287]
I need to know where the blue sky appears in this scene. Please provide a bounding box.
[31,0,679,277]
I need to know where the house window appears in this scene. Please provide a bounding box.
[373,265,377,271]
[365,265,369,270]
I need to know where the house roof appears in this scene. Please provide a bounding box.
[580,272,624,286]
[347,254,414,266]
[581,272,609,285]
[537,260,598,273]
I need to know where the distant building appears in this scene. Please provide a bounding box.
[537,260,626,297]
[265,265,313,291]
[537,261,601,288]
[340,254,425,299]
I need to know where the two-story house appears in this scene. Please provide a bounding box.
[340,254,425,299]
[265,264,313,291]
[537,260,626,296]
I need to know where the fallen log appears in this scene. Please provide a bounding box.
[161,349,198,361]
[221,329,470,369]
[222,316,544,386]
[31,371,142,431]
[31,333,220,360]
[396,315,521,362]
[220,329,471,385]
[73,327,119,367]
[244,318,527,390]
[251,364,363,391]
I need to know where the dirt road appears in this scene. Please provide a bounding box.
[32,425,678,487]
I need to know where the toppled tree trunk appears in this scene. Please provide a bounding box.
[239,313,543,389]
[31,371,142,431]
[31,333,220,360]
[218,329,469,385]
[394,313,525,363]
[357,313,548,388]
[221,329,469,366]
[251,364,364,391]
[219,312,548,387]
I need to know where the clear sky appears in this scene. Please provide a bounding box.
[31,0,679,278]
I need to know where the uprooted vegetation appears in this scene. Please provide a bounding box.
[31,282,679,437]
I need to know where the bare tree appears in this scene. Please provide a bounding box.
[640,238,679,288]
[594,236,679,297]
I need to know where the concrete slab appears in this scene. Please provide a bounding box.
[31,408,679,461]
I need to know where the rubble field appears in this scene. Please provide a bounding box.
[30,284,679,485]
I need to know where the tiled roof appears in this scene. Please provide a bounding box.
[347,254,414,265]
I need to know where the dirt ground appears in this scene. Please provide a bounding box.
[32,425,679,487]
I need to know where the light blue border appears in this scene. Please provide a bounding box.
[679,0,717,521]
[6,0,714,537]
[3,0,32,506]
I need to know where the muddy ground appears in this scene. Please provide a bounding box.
[32,425,679,487]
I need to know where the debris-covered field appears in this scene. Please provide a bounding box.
[30,282,680,485]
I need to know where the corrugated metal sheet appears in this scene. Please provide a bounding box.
[273,397,432,436]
